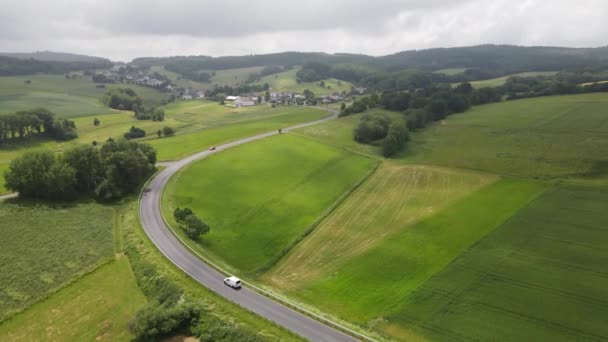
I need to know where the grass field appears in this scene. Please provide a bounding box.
[0,74,167,117]
[277,179,546,326]
[464,71,558,88]
[0,259,146,342]
[384,185,608,341]
[294,109,404,156]
[266,162,497,291]
[433,68,468,75]
[151,65,264,90]
[255,68,352,95]
[149,106,328,160]
[402,93,608,179]
[163,134,376,274]
[0,201,116,321]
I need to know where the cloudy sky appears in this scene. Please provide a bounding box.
[0,0,606,61]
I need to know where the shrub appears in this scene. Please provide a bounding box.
[124,126,146,140]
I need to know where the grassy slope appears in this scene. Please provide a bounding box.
[265,162,497,291]
[0,201,116,321]
[151,65,264,91]
[149,106,328,161]
[163,134,376,274]
[0,74,166,117]
[279,179,546,325]
[466,71,558,88]
[433,68,468,75]
[0,259,146,342]
[294,109,403,156]
[255,68,352,95]
[402,93,608,179]
[385,185,608,341]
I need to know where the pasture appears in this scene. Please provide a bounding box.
[255,68,352,95]
[433,68,467,75]
[162,134,376,274]
[464,71,558,88]
[0,201,116,321]
[403,93,608,179]
[278,179,546,326]
[151,65,264,90]
[266,162,497,291]
[149,106,328,160]
[384,185,608,341]
[0,259,146,342]
[0,74,166,117]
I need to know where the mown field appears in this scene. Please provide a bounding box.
[0,201,116,321]
[266,162,497,290]
[271,179,546,325]
[255,68,352,95]
[403,93,608,179]
[465,71,557,88]
[384,185,608,341]
[0,74,166,117]
[0,259,146,342]
[163,134,376,274]
[149,105,328,160]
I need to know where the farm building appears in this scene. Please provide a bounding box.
[234,97,256,107]
[225,95,240,102]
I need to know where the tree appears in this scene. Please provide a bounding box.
[381,119,409,157]
[162,126,175,137]
[157,129,162,138]
[124,126,146,140]
[64,144,103,194]
[93,118,100,126]
[184,215,210,239]
[303,89,315,100]
[174,207,194,222]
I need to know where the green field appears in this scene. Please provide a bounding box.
[272,179,546,326]
[266,162,497,291]
[163,134,376,274]
[294,109,403,156]
[433,68,468,75]
[0,74,167,117]
[149,106,328,160]
[384,185,608,341]
[151,65,264,90]
[0,201,116,321]
[403,93,608,179]
[464,71,558,88]
[0,259,146,342]
[255,68,352,95]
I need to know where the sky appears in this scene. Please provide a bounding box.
[0,0,606,61]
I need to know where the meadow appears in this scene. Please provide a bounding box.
[464,71,558,88]
[255,68,353,95]
[149,105,328,160]
[0,259,146,342]
[151,65,265,90]
[0,201,116,321]
[271,179,546,327]
[265,162,497,291]
[402,93,608,179]
[294,109,404,156]
[433,68,468,75]
[0,74,167,117]
[162,134,376,274]
[384,185,608,341]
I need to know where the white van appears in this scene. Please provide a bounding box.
[223,276,242,289]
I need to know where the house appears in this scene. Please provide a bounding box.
[196,91,205,99]
[182,94,193,100]
[234,97,256,107]
[225,95,240,102]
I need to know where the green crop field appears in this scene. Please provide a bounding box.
[266,162,497,290]
[0,201,116,321]
[0,259,146,342]
[255,68,353,95]
[270,179,546,327]
[294,109,404,156]
[403,93,608,179]
[384,185,608,341]
[149,106,328,160]
[163,134,376,274]
[462,71,558,88]
[0,74,167,117]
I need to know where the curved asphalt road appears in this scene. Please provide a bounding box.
[139,108,361,342]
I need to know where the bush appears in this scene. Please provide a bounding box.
[174,207,194,222]
[131,301,204,341]
[124,126,146,140]
[102,87,142,111]
[184,215,210,239]
[162,126,175,136]
[382,118,410,158]
[353,113,391,143]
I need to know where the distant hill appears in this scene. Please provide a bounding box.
[0,51,111,64]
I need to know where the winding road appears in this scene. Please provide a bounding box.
[139,108,365,342]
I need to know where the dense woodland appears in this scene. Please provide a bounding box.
[0,56,112,76]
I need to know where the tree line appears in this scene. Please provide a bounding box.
[0,108,77,144]
[102,88,165,121]
[0,56,112,76]
[4,139,156,201]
